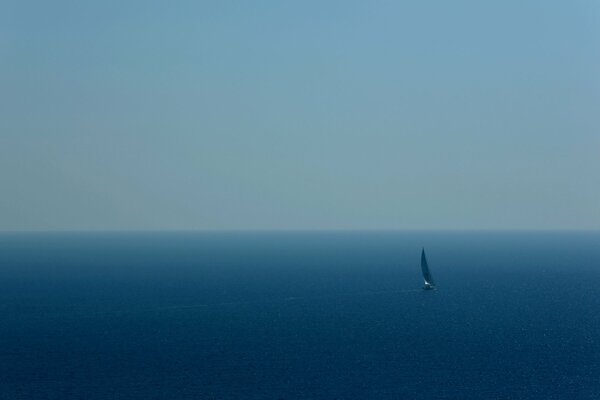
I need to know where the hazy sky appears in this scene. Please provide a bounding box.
[2,1,599,230]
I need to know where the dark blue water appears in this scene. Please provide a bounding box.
[1,231,599,399]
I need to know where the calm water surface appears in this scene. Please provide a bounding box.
[0,231,599,399]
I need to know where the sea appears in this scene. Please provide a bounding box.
[0,231,599,399]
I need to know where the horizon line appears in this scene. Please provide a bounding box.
[1,228,599,234]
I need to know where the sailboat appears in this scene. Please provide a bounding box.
[421,248,436,290]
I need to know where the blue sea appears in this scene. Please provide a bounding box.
[0,231,599,399]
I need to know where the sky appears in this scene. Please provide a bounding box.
[1,0,599,230]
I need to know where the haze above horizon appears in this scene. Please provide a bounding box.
[2,1,599,230]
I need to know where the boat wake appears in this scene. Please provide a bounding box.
[34,288,423,319]
[152,288,422,312]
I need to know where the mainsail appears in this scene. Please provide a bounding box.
[421,248,435,289]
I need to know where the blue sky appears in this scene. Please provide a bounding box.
[1,1,599,230]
